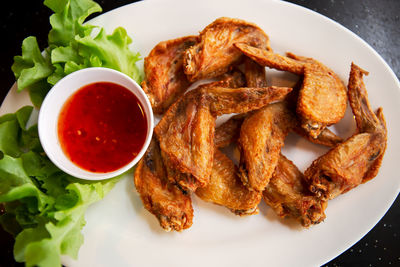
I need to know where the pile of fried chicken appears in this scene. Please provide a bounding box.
[133,17,387,231]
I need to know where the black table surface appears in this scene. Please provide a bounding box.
[0,0,399,266]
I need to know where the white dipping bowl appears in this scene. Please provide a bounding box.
[38,67,154,180]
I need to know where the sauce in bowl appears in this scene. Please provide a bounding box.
[58,82,148,173]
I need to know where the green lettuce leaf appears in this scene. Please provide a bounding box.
[76,27,142,82]
[0,106,34,158]
[45,0,102,47]
[0,106,121,267]
[11,37,53,92]
[6,0,144,264]
[11,0,142,107]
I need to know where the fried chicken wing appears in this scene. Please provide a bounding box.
[235,44,304,74]
[215,111,328,225]
[212,59,267,148]
[135,17,389,232]
[234,43,347,138]
[285,79,343,147]
[184,17,270,82]
[293,123,343,147]
[205,86,292,116]
[134,137,193,231]
[198,116,262,216]
[347,64,381,134]
[196,149,261,216]
[298,63,347,138]
[304,63,387,200]
[238,102,296,192]
[263,154,327,227]
[155,86,292,191]
[244,57,268,87]
[142,36,198,114]
[215,107,342,150]
[160,150,199,193]
[155,90,214,191]
[244,56,339,151]
[214,114,247,148]
[157,72,246,192]
[211,69,247,89]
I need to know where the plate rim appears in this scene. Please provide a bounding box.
[2,0,400,266]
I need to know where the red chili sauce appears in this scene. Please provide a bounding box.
[58,82,148,173]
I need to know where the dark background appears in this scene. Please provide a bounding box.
[0,0,399,266]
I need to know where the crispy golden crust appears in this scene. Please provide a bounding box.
[196,149,261,216]
[155,71,246,192]
[305,134,376,200]
[212,60,268,148]
[161,150,201,193]
[348,64,387,183]
[155,90,214,190]
[184,17,270,82]
[297,63,347,138]
[214,114,247,148]
[244,57,268,87]
[293,125,343,147]
[212,69,247,89]
[234,43,347,138]
[136,15,389,232]
[347,63,381,134]
[263,154,327,227]
[238,102,296,192]
[142,36,198,114]
[134,138,193,231]
[196,69,247,92]
[215,109,342,149]
[286,79,343,147]
[205,86,292,116]
[235,43,304,74]
[155,85,292,192]
[362,108,386,183]
[304,63,387,200]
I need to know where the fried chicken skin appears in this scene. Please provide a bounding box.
[234,43,304,75]
[196,149,261,216]
[214,114,247,148]
[215,110,327,225]
[285,79,343,147]
[156,72,246,192]
[134,137,193,231]
[263,154,327,227]
[184,17,270,82]
[142,36,198,114]
[212,69,247,89]
[215,107,342,150]
[197,113,261,216]
[293,125,343,147]
[230,56,341,149]
[238,102,296,192]
[234,43,347,138]
[160,150,198,193]
[155,90,214,191]
[155,86,292,191]
[304,63,387,200]
[205,86,291,116]
[244,57,268,87]
[298,62,346,138]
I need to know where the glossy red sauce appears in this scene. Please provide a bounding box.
[58,82,148,173]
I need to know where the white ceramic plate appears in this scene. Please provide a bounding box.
[1,0,399,266]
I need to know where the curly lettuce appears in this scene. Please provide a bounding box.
[0,106,120,267]
[3,0,143,266]
[11,0,142,107]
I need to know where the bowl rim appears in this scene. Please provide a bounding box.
[38,67,154,180]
